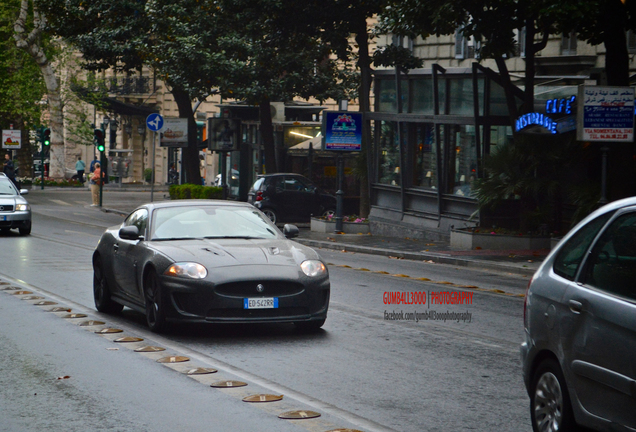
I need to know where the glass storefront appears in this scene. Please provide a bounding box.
[378,121,402,186]
[413,124,437,189]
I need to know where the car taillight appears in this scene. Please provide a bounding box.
[256,191,263,201]
[523,279,532,330]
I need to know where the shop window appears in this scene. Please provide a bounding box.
[449,78,482,116]
[412,78,434,114]
[413,124,437,189]
[375,78,409,113]
[448,125,477,197]
[378,121,402,186]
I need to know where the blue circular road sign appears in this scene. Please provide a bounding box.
[146,113,164,132]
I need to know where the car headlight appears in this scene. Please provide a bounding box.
[15,204,30,211]
[165,262,207,279]
[301,260,327,277]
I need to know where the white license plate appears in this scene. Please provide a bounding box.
[244,297,278,309]
[1,216,5,221]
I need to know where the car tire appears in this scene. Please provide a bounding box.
[0,228,10,234]
[144,269,168,333]
[93,256,124,314]
[530,358,577,432]
[263,208,277,224]
[294,318,326,332]
[19,221,31,236]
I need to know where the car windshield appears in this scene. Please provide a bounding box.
[150,205,280,241]
[0,180,17,195]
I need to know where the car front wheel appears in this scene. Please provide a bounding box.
[530,359,576,432]
[93,257,124,314]
[19,221,31,236]
[144,269,168,333]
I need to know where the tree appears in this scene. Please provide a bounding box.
[213,0,357,174]
[14,0,64,177]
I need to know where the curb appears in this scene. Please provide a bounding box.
[294,238,538,277]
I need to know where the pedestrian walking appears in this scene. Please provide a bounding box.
[75,156,86,184]
[89,162,104,206]
[3,153,17,186]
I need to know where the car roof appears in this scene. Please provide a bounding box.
[137,199,254,212]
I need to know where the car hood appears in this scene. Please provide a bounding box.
[147,238,319,268]
[0,195,25,206]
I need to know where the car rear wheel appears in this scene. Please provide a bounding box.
[93,257,124,314]
[19,221,31,236]
[263,208,277,224]
[144,270,168,333]
[294,318,326,332]
[530,359,576,432]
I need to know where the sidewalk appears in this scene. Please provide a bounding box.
[293,230,546,277]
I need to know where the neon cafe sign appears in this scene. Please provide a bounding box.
[515,96,576,134]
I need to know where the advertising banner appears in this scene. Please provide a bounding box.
[208,118,240,152]
[160,118,188,147]
[577,86,635,142]
[2,130,21,149]
[322,111,362,151]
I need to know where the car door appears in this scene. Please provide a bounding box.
[563,210,636,428]
[281,176,317,220]
[113,208,148,300]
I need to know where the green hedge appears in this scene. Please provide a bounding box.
[169,183,223,200]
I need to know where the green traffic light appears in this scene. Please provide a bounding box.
[43,128,51,146]
[97,144,105,152]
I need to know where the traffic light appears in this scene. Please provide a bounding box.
[94,128,105,152]
[42,128,51,146]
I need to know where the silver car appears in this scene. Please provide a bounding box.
[521,197,636,431]
[0,174,32,235]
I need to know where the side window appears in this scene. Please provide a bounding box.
[124,209,148,236]
[582,212,636,300]
[553,212,613,281]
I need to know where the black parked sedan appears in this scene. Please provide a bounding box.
[247,173,336,224]
[92,200,330,332]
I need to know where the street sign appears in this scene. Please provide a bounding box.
[2,129,22,149]
[146,113,164,132]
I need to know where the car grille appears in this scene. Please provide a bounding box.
[215,281,304,298]
[206,307,308,319]
[0,205,14,212]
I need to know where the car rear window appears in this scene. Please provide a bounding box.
[252,178,264,191]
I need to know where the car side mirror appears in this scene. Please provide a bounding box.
[19,189,29,195]
[119,225,143,241]
[283,224,299,239]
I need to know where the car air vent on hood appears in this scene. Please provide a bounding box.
[201,247,222,255]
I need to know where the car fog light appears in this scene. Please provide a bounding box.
[301,260,326,277]
[165,262,207,279]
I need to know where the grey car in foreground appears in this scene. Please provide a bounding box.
[0,173,31,235]
[521,197,636,432]
[93,200,330,332]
